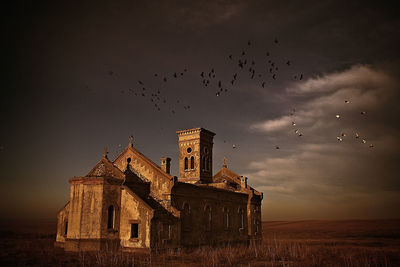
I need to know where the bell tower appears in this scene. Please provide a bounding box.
[176,127,215,184]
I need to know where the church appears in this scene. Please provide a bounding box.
[55,127,263,251]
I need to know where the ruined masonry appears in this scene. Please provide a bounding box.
[55,127,263,251]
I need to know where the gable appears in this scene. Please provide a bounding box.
[86,157,125,179]
[113,146,174,201]
[213,167,241,185]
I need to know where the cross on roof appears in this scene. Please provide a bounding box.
[129,135,134,147]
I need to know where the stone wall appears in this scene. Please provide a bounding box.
[119,186,154,249]
[171,182,249,246]
[56,202,70,243]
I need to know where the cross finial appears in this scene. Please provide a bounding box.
[103,147,108,158]
[223,157,227,168]
[129,135,134,147]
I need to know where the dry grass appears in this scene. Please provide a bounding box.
[0,220,399,266]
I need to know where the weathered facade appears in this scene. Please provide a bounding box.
[55,128,263,251]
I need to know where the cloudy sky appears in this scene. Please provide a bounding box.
[1,0,399,220]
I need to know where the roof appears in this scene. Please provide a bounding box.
[213,162,263,198]
[113,145,174,180]
[123,185,178,219]
[213,165,242,185]
[86,156,125,179]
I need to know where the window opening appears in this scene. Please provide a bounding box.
[131,223,139,238]
[107,205,115,229]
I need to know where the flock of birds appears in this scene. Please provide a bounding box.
[271,101,374,150]
[199,39,304,98]
[101,38,304,116]
[96,38,375,155]
[334,107,373,148]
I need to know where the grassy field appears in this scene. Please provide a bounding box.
[0,220,399,266]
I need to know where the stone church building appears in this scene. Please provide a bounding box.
[55,128,263,251]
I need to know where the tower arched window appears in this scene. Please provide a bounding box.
[107,205,115,229]
[205,156,209,171]
[184,157,188,170]
[190,156,194,169]
[202,156,206,170]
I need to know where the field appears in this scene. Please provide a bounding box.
[0,220,399,266]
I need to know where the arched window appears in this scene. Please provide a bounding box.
[226,211,230,229]
[184,157,188,170]
[239,208,244,229]
[205,156,209,171]
[202,156,206,170]
[223,208,229,230]
[64,221,68,236]
[256,220,260,234]
[204,205,212,231]
[182,202,191,231]
[107,205,115,229]
[190,156,194,169]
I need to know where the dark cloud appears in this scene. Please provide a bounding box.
[246,65,400,219]
[0,0,399,220]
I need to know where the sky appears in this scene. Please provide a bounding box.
[1,0,400,221]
